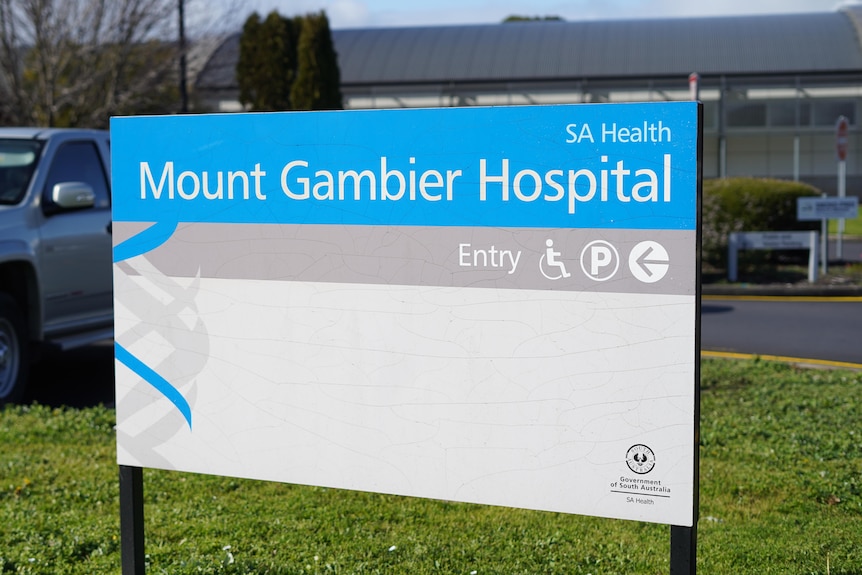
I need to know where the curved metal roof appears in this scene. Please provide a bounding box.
[196,8,862,92]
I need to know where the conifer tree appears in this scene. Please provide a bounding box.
[237,10,341,112]
[237,11,300,110]
[291,12,343,111]
[236,13,263,109]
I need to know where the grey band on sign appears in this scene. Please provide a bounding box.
[115,222,697,296]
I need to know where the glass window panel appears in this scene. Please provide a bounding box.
[702,101,717,130]
[769,101,811,127]
[813,101,855,126]
[727,103,767,127]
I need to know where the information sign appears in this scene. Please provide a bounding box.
[798,196,859,221]
[727,231,819,283]
[111,102,701,527]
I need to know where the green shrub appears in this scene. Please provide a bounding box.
[702,178,820,269]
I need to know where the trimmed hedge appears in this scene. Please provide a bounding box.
[702,177,821,269]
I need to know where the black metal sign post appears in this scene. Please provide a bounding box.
[671,525,697,574]
[670,109,703,575]
[119,465,145,575]
[670,319,700,575]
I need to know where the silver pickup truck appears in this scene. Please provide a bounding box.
[0,128,113,404]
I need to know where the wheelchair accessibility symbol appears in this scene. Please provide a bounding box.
[539,239,571,280]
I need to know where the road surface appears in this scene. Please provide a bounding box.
[701,295,862,366]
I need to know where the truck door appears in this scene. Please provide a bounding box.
[38,139,113,336]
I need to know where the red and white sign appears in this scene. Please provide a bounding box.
[836,116,849,161]
[688,73,699,101]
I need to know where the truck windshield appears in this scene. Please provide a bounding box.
[0,140,42,205]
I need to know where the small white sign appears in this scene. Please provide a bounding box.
[732,231,816,250]
[727,231,819,283]
[798,196,859,221]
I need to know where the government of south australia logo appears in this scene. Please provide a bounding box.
[626,444,656,474]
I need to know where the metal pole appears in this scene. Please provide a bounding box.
[670,525,697,575]
[178,0,188,113]
[809,230,819,283]
[718,77,727,178]
[821,217,828,277]
[836,115,849,261]
[793,78,800,182]
[727,232,738,282]
[837,159,846,260]
[120,465,146,575]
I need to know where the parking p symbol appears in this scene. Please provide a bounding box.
[580,240,619,282]
[590,245,612,276]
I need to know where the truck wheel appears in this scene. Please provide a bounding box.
[0,293,29,405]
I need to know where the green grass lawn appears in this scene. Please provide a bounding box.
[2,359,861,574]
[829,213,862,236]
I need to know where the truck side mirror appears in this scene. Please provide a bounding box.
[44,181,96,214]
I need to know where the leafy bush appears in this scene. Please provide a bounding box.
[702,178,820,269]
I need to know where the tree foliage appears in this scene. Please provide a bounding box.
[236,13,263,110]
[291,11,342,111]
[0,0,182,128]
[237,10,341,112]
[237,11,300,111]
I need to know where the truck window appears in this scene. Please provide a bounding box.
[0,140,41,205]
[43,141,110,209]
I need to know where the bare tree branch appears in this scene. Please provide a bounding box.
[0,0,187,127]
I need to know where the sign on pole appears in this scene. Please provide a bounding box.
[798,194,859,271]
[836,116,850,259]
[688,73,700,101]
[836,115,849,162]
[112,103,700,533]
[798,196,859,221]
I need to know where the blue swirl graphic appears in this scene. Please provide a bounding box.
[115,342,192,429]
[114,221,193,427]
[113,220,178,262]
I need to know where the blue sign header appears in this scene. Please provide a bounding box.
[111,102,699,230]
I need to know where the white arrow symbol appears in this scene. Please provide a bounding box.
[629,241,669,283]
[636,246,661,276]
